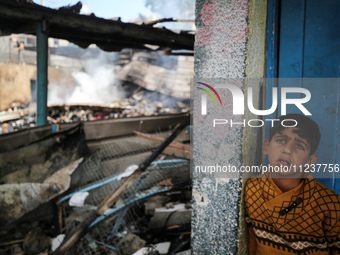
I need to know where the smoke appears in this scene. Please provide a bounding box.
[68,61,123,104]
[135,0,195,30]
[145,0,195,19]
[48,51,125,105]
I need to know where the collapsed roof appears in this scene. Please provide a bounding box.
[0,0,195,52]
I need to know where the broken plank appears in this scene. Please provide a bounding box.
[133,131,190,151]
[162,146,190,160]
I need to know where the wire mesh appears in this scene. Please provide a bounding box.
[56,134,190,255]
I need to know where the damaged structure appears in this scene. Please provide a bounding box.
[0,0,194,126]
[0,118,192,254]
[3,0,339,254]
[0,0,193,254]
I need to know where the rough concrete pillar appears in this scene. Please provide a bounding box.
[192,0,267,254]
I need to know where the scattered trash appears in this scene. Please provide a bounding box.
[117,164,139,181]
[0,92,190,134]
[132,242,171,255]
[69,191,90,207]
[23,227,51,254]
[154,242,171,254]
[0,158,83,225]
[118,233,146,254]
[0,123,89,184]
[149,203,192,230]
[52,122,189,255]
[0,114,191,255]
[52,234,66,252]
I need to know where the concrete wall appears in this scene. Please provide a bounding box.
[0,64,35,110]
[0,63,78,111]
[192,0,267,254]
[240,0,268,254]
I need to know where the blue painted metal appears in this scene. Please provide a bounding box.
[89,188,170,228]
[276,0,305,115]
[36,21,48,126]
[96,241,120,253]
[30,80,37,102]
[278,0,305,79]
[268,0,340,193]
[107,174,146,240]
[303,0,340,78]
[265,0,280,140]
[302,0,340,191]
[266,0,279,79]
[56,159,188,205]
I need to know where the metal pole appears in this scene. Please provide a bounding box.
[36,21,48,126]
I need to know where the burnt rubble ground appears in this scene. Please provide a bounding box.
[0,88,190,135]
[0,106,192,255]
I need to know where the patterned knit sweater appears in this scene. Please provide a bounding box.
[245,174,340,255]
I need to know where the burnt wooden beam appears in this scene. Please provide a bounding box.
[0,0,194,52]
[133,131,190,159]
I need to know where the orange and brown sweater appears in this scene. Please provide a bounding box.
[245,174,340,255]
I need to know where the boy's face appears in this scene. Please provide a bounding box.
[263,127,318,177]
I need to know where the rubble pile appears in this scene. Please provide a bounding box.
[0,124,90,254]
[0,90,190,135]
[0,123,192,255]
[115,90,190,117]
[0,102,35,133]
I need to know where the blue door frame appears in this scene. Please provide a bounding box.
[264,0,279,140]
[265,0,340,194]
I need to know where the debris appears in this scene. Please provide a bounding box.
[176,249,191,255]
[57,1,82,14]
[144,196,170,216]
[117,164,139,181]
[0,158,83,225]
[0,123,89,183]
[0,240,24,247]
[134,131,190,151]
[133,247,150,255]
[52,122,188,255]
[116,52,193,99]
[0,118,191,255]
[118,233,146,255]
[23,227,51,254]
[69,191,89,207]
[149,203,192,229]
[154,242,171,254]
[132,241,172,255]
[134,131,190,159]
[0,111,21,122]
[0,96,190,134]
[52,235,65,252]
[159,145,190,159]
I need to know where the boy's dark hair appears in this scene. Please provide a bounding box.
[269,114,321,154]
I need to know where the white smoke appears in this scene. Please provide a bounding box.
[48,51,125,105]
[68,65,122,104]
[143,0,195,30]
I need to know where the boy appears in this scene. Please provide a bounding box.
[245,114,340,255]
